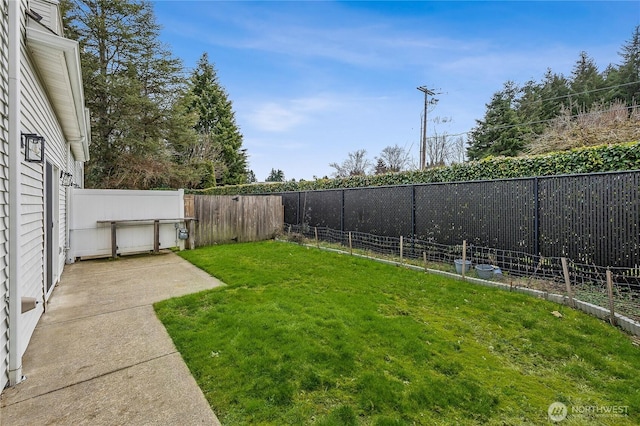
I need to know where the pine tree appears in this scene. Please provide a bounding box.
[64,0,188,188]
[374,158,388,175]
[569,51,605,113]
[185,53,247,186]
[266,169,285,182]
[516,70,571,139]
[613,25,640,105]
[467,82,528,160]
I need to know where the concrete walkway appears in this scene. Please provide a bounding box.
[0,251,223,425]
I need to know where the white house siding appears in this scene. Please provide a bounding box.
[0,0,10,391]
[17,23,70,356]
[29,0,63,36]
[71,148,84,188]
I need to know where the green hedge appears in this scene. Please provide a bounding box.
[194,142,640,195]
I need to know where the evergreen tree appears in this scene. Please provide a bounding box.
[517,70,571,138]
[467,82,528,159]
[64,0,189,188]
[613,25,640,105]
[374,158,388,175]
[185,53,247,186]
[569,51,605,113]
[266,169,285,182]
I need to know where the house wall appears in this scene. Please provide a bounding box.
[19,21,74,356]
[0,0,87,391]
[0,0,10,392]
[29,0,63,36]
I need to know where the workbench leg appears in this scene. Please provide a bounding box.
[153,220,160,253]
[110,222,117,259]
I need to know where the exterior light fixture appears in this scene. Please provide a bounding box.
[22,133,45,163]
[60,171,74,187]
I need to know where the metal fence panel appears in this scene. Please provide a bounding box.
[415,179,536,252]
[344,186,413,236]
[282,192,299,225]
[301,190,343,230]
[279,170,640,268]
[539,172,640,267]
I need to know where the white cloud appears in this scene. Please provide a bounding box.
[245,94,347,133]
[250,103,304,132]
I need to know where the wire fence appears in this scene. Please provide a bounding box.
[284,224,640,325]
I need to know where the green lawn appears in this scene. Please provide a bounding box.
[154,241,640,425]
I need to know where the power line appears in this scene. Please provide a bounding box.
[519,80,640,106]
[442,81,640,140]
[440,103,639,139]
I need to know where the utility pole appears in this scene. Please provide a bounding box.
[417,86,438,170]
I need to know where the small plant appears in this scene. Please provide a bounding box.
[285,232,306,244]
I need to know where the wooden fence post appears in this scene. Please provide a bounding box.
[188,219,196,249]
[315,227,319,248]
[461,240,467,280]
[423,251,427,272]
[606,269,616,326]
[349,231,353,255]
[560,257,575,308]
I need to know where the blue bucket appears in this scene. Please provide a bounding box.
[475,264,494,279]
[454,259,471,274]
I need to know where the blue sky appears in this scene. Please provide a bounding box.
[153,1,640,181]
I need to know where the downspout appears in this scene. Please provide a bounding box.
[65,144,72,264]
[8,0,23,386]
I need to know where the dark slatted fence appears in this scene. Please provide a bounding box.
[278,170,640,268]
[538,172,640,266]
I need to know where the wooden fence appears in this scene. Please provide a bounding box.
[184,195,283,247]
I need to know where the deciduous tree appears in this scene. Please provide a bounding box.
[377,144,410,172]
[329,149,371,178]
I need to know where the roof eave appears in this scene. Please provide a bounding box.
[26,24,90,162]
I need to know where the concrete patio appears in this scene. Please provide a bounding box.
[1,251,223,425]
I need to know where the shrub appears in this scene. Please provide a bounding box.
[192,142,640,195]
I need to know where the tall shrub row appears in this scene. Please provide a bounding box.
[195,142,640,195]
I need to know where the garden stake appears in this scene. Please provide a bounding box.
[461,240,467,280]
[423,251,427,272]
[315,227,319,248]
[560,257,575,308]
[606,269,616,326]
